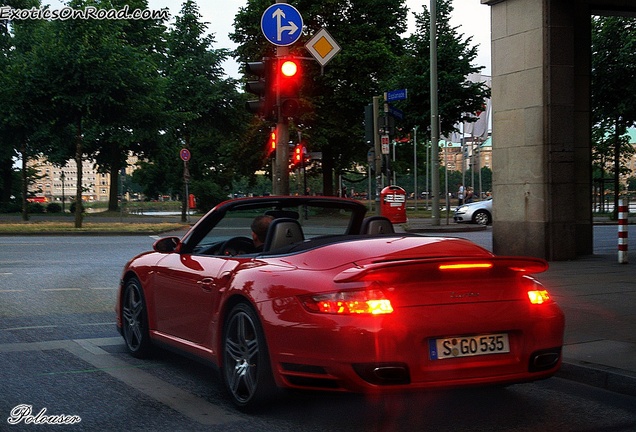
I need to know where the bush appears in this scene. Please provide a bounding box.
[27,202,45,213]
[69,201,85,214]
[47,203,63,213]
[0,202,21,213]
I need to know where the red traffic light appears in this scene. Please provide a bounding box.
[277,58,301,118]
[280,60,298,77]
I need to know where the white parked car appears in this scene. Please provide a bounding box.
[454,198,493,225]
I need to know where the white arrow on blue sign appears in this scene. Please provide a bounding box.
[261,3,303,47]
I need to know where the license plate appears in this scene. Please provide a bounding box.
[429,333,510,360]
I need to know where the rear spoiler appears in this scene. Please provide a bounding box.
[333,256,548,283]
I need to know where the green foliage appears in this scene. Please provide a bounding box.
[46,202,63,213]
[231,0,487,195]
[1,0,490,210]
[27,202,45,213]
[390,0,489,138]
[69,201,84,214]
[591,15,636,211]
[232,0,409,195]
[0,202,21,213]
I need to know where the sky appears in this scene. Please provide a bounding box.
[45,0,492,78]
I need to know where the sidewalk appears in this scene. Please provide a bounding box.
[402,218,636,397]
[540,254,636,396]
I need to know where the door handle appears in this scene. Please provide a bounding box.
[197,278,214,292]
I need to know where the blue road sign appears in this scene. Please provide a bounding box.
[261,4,303,47]
[386,88,408,102]
[388,105,404,120]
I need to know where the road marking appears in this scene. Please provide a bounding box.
[78,322,115,327]
[0,325,57,331]
[0,289,23,292]
[1,337,242,426]
[41,288,82,292]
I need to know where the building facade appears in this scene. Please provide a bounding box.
[29,155,138,203]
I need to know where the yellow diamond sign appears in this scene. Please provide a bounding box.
[305,28,341,67]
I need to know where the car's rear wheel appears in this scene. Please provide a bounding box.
[122,277,152,358]
[222,302,276,410]
[474,210,491,225]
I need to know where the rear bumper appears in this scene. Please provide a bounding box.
[263,301,565,393]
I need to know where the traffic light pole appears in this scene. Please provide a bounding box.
[274,45,290,196]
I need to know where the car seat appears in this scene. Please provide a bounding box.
[360,216,395,235]
[263,218,304,251]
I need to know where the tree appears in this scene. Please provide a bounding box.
[232,0,489,196]
[0,0,54,220]
[232,0,408,195]
[390,0,490,139]
[156,0,248,216]
[591,15,636,216]
[86,0,169,212]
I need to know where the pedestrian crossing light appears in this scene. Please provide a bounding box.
[269,127,277,155]
[292,143,306,167]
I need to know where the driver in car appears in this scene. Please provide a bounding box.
[251,215,273,252]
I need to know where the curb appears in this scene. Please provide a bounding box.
[558,360,636,397]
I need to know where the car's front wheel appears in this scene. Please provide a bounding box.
[474,210,491,226]
[121,277,152,358]
[222,302,276,410]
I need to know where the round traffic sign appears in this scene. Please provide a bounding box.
[261,3,303,47]
[180,148,191,162]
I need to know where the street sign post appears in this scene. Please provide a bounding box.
[261,3,303,46]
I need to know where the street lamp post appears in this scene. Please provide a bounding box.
[413,126,419,211]
[430,0,440,225]
[60,171,65,213]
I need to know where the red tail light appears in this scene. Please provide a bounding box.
[300,289,393,315]
[527,290,551,305]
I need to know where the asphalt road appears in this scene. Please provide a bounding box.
[1,232,635,431]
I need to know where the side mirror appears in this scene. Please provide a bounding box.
[153,236,180,253]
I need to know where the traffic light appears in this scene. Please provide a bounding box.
[268,127,276,155]
[276,58,301,118]
[292,143,305,167]
[245,59,274,120]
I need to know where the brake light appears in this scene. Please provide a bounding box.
[300,289,393,315]
[527,290,551,305]
[438,263,493,270]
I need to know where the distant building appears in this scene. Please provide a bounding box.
[28,155,139,203]
[441,137,492,173]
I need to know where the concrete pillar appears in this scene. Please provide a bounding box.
[483,0,592,260]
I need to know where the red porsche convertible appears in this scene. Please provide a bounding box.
[116,196,564,409]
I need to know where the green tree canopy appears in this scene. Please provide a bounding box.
[591,15,636,214]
